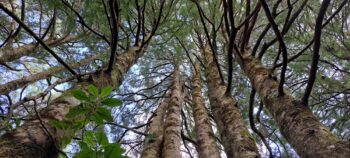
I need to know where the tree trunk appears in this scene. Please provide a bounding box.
[140,96,169,158]
[0,46,145,157]
[191,61,221,158]
[0,35,81,63]
[204,49,260,158]
[162,65,184,158]
[238,54,350,158]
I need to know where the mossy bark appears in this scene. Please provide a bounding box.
[239,55,350,158]
[204,50,260,158]
[0,55,99,95]
[140,96,169,158]
[162,65,184,158]
[0,35,81,63]
[191,61,221,158]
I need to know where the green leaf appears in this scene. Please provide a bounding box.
[104,143,125,158]
[96,131,109,146]
[66,106,88,118]
[72,120,86,130]
[91,113,104,125]
[51,120,69,129]
[101,98,122,107]
[100,86,113,98]
[87,85,99,96]
[71,90,89,101]
[83,131,95,146]
[96,107,113,122]
[62,137,72,146]
[75,142,95,158]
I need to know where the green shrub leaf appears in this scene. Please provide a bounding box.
[87,85,99,96]
[96,107,113,122]
[101,98,122,107]
[100,86,113,98]
[71,90,89,101]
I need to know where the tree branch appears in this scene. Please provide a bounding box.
[302,0,331,106]
[0,3,77,76]
[259,0,288,96]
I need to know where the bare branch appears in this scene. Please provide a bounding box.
[302,0,331,106]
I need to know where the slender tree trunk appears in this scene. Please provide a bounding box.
[191,61,221,158]
[0,46,145,157]
[0,35,81,63]
[162,64,184,158]
[140,96,169,158]
[0,54,100,95]
[237,54,350,158]
[204,49,260,158]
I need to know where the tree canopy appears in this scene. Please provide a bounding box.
[0,0,349,158]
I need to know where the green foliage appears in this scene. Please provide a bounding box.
[74,130,126,158]
[101,98,122,107]
[71,90,90,101]
[51,85,124,157]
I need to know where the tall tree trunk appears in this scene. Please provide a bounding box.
[0,46,145,157]
[237,54,350,158]
[140,95,169,158]
[162,65,184,158]
[204,49,260,158]
[0,54,100,95]
[191,61,221,158]
[0,35,81,63]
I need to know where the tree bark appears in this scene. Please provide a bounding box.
[140,96,169,158]
[0,35,80,63]
[0,54,100,95]
[162,65,184,158]
[0,46,145,157]
[238,54,350,158]
[191,61,221,158]
[204,49,260,158]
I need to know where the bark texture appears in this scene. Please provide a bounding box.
[0,46,144,157]
[162,65,184,158]
[0,35,80,63]
[140,96,169,158]
[204,49,260,158]
[0,54,99,95]
[239,54,350,158]
[191,61,221,158]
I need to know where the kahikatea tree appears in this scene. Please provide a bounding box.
[1,0,350,158]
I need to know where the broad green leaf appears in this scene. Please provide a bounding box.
[96,131,109,146]
[62,137,72,146]
[104,143,125,158]
[66,106,88,118]
[96,107,113,122]
[101,98,122,107]
[75,142,95,158]
[91,113,104,125]
[71,90,89,101]
[72,120,86,130]
[87,85,99,96]
[100,86,113,98]
[83,131,95,146]
[51,120,69,129]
